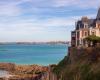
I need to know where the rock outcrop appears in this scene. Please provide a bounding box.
[0,63,48,80]
[0,63,15,71]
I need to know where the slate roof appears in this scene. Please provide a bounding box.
[75,8,100,30]
[88,19,96,28]
[96,8,100,20]
[76,19,95,30]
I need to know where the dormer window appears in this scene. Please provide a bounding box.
[76,24,81,30]
[78,24,80,29]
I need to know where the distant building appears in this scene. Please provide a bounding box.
[71,8,100,47]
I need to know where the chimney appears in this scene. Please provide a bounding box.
[81,16,88,22]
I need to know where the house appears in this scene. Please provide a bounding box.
[71,8,100,47]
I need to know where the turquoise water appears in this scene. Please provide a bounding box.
[0,44,68,66]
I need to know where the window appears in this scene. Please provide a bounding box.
[78,24,80,29]
[77,31,80,39]
[84,31,88,36]
[92,32,95,35]
[84,24,88,28]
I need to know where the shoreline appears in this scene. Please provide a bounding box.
[0,62,57,66]
[0,62,50,80]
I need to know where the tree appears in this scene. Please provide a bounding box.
[85,35,100,47]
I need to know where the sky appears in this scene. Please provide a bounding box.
[0,0,100,42]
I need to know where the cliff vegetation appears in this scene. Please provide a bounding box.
[53,45,100,80]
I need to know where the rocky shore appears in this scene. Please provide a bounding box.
[0,63,48,80]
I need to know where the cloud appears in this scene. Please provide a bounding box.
[0,16,76,42]
[0,13,95,35]
[0,5,21,16]
[53,0,100,9]
[0,16,75,29]
[0,0,99,42]
[0,16,71,42]
[53,0,78,7]
[0,0,99,17]
[0,0,32,16]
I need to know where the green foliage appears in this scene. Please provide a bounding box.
[85,35,100,46]
[85,35,100,42]
[53,56,69,77]
[93,71,100,80]
[80,64,93,80]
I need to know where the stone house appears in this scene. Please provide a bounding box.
[71,8,100,47]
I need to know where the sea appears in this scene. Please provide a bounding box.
[0,43,68,66]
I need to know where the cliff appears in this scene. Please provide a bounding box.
[53,45,100,80]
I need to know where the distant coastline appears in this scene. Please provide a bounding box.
[0,41,70,45]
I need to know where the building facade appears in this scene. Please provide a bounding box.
[71,8,100,47]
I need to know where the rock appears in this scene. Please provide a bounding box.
[0,63,15,71]
[0,63,49,80]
